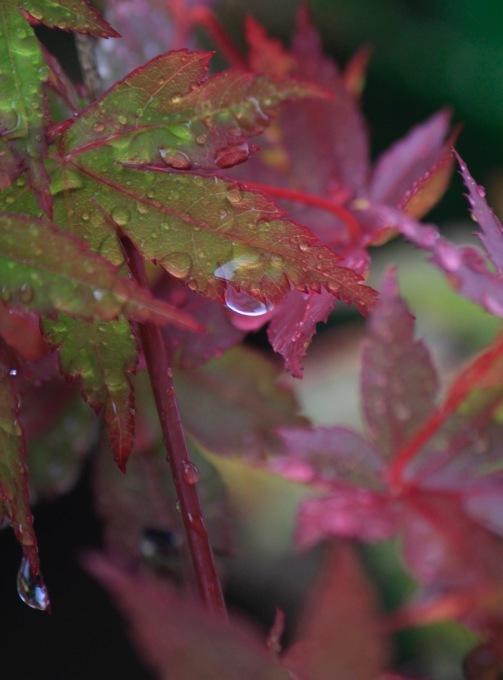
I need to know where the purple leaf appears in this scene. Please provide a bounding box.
[369,110,451,209]
[455,150,503,273]
[361,270,439,460]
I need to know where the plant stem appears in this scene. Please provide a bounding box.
[124,239,227,620]
[242,181,363,242]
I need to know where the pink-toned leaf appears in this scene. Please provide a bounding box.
[273,426,385,488]
[296,489,399,549]
[0,214,200,329]
[455,150,503,272]
[361,270,439,460]
[283,544,388,680]
[85,554,290,680]
[19,0,119,37]
[368,205,503,319]
[369,110,452,209]
[267,288,335,378]
[245,16,294,76]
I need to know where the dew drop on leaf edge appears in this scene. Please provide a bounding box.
[17,557,50,611]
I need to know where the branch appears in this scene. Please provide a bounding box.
[123,239,227,620]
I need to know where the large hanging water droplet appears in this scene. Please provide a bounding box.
[17,557,50,611]
[224,286,273,317]
[226,186,242,205]
[182,462,199,485]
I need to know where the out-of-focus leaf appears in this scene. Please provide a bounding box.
[369,110,451,209]
[0,304,47,361]
[156,276,245,369]
[368,204,503,320]
[361,270,439,460]
[283,544,388,680]
[85,554,290,680]
[18,0,119,37]
[0,343,41,577]
[0,214,200,329]
[455,151,503,273]
[25,387,98,501]
[174,346,307,457]
[43,315,137,470]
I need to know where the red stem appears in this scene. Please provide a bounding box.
[189,7,249,70]
[242,181,363,242]
[124,240,227,619]
[389,331,503,489]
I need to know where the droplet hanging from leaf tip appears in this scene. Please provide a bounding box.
[225,286,273,317]
[17,558,50,611]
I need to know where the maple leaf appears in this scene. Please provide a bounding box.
[0,342,49,609]
[18,0,118,36]
[283,544,388,680]
[368,152,503,319]
[85,554,290,680]
[267,270,503,633]
[227,9,454,376]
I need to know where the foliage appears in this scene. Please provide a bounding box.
[1,0,503,677]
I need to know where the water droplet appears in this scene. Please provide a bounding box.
[117,114,127,126]
[476,185,486,198]
[182,462,199,485]
[19,283,33,303]
[162,252,192,279]
[226,186,242,205]
[186,513,207,537]
[175,499,181,513]
[147,189,155,199]
[159,148,192,170]
[1,109,20,134]
[195,133,207,145]
[140,527,180,560]
[93,122,105,133]
[136,202,148,215]
[15,176,26,188]
[93,289,105,301]
[9,368,17,376]
[214,143,250,169]
[111,206,131,226]
[17,558,50,611]
[224,286,273,317]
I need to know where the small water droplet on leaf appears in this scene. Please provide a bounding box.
[162,252,192,279]
[17,558,50,611]
[111,206,131,226]
[226,186,242,205]
[159,148,192,170]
